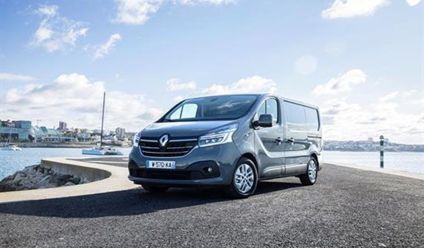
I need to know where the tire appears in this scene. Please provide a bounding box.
[141,184,169,193]
[227,157,258,198]
[299,157,318,186]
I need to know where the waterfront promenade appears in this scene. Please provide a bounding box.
[0,158,423,247]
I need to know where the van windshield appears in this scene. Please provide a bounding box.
[162,95,258,121]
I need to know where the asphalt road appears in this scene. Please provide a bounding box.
[0,163,423,248]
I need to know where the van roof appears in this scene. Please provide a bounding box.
[184,94,263,101]
[183,93,319,109]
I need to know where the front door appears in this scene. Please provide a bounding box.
[254,97,285,179]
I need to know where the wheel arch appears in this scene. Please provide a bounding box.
[310,153,319,170]
[239,152,259,170]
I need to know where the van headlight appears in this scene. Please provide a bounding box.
[133,132,141,147]
[199,124,238,147]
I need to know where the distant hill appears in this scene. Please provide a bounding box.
[324,140,424,152]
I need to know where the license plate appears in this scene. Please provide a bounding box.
[147,160,176,169]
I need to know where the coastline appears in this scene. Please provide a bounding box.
[326,162,424,181]
[14,143,131,148]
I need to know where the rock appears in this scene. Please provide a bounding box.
[0,164,86,192]
[12,171,27,185]
[37,175,52,188]
[69,177,81,185]
[51,174,73,186]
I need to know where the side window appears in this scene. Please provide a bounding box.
[284,101,306,131]
[266,98,279,123]
[305,107,319,131]
[255,98,279,124]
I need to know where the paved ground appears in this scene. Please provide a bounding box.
[0,162,423,248]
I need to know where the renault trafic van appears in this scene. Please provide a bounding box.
[128,94,322,198]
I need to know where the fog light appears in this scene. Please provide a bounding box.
[207,167,212,173]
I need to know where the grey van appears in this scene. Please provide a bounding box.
[128,94,322,198]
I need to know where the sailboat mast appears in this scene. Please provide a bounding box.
[100,92,106,147]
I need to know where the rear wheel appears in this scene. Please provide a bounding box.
[227,157,258,198]
[299,157,318,186]
[141,184,169,193]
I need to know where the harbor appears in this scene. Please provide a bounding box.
[1,0,423,247]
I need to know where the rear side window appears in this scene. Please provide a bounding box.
[305,107,319,131]
[284,101,319,131]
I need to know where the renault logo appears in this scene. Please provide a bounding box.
[159,134,169,147]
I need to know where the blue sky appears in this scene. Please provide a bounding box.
[0,0,423,143]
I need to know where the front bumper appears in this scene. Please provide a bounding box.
[128,143,241,187]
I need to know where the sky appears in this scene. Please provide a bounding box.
[0,0,423,144]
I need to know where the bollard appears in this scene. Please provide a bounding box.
[379,135,384,168]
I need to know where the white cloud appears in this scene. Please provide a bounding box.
[378,91,399,102]
[294,55,318,75]
[313,69,366,96]
[114,0,163,25]
[314,70,424,144]
[202,75,277,95]
[406,0,421,6]
[176,0,236,5]
[0,72,34,82]
[320,92,424,144]
[94,33,122,59]
[114,0,235,25]
[322,0,388,19]
[166,78,197,91]
[31,5,88,52]
[0,73,162,131]
[37,5,58,17]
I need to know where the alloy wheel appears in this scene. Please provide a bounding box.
[308,159,317,183]
[234,163,255,194]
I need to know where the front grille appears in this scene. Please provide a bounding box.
[139,137,198,157]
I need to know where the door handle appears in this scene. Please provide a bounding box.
[286,137,295,143]
[275,137,283,144]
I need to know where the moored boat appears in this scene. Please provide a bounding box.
[81,92,122,156]
[1,144,22,151]
[82,146,123,155]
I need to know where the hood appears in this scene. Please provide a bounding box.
[140,120,236,138]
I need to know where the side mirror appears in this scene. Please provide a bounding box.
[253,114,273,128]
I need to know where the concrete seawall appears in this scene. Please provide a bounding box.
[0,157,137,203]
[42,158,111,182]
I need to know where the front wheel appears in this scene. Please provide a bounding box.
[299,157,318,186]
[227,157,258,198]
